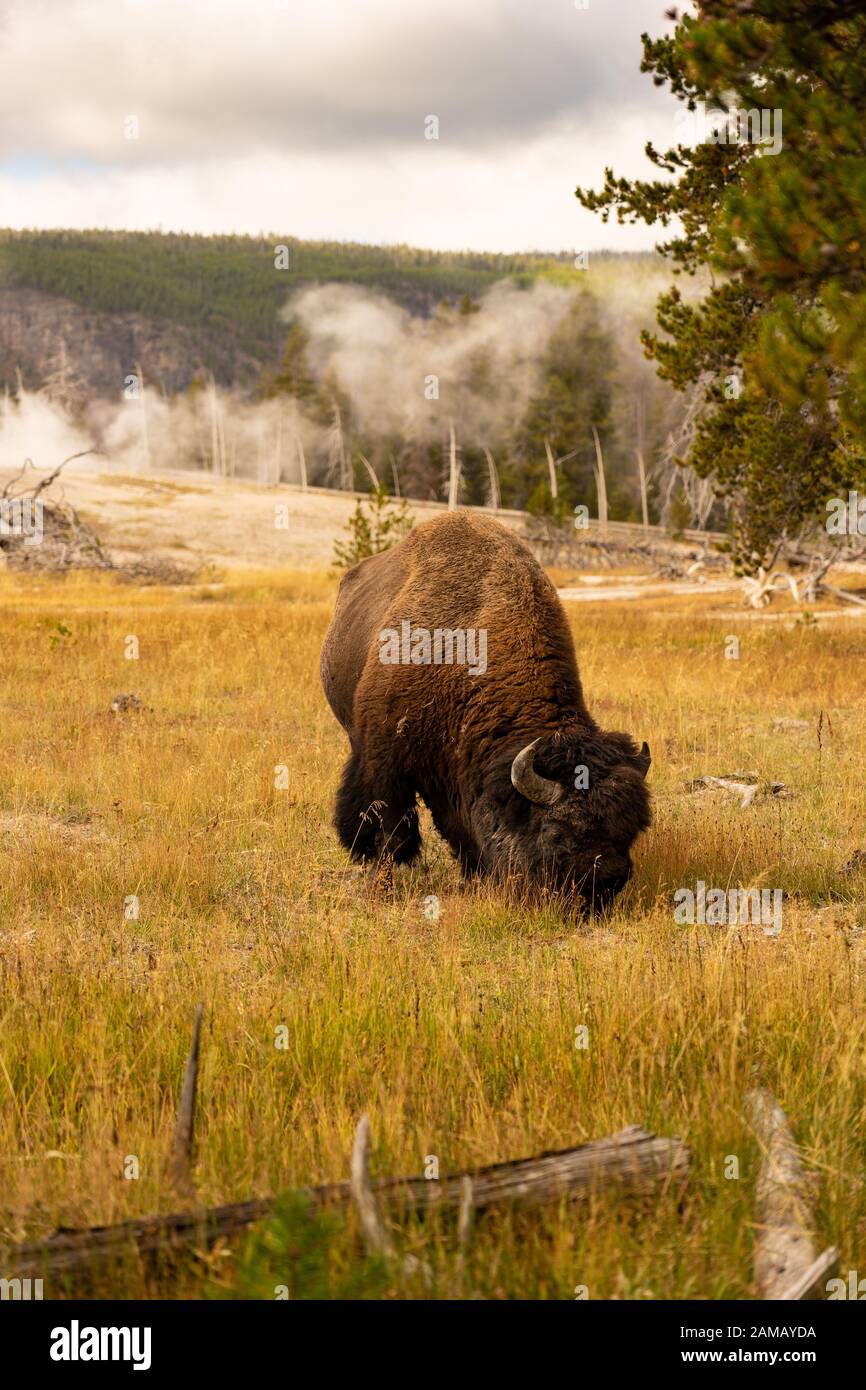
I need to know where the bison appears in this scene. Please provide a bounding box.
[320,513,651,911]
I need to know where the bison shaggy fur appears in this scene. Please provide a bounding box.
[320,513,651,911]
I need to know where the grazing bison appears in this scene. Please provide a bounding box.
[320,513,650,911]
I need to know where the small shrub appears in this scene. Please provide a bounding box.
[667,487,692,540]
[332,482,413,570]
[206,1193,391,1301]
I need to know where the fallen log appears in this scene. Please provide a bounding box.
[8,1124,688,1279]
[817,582,866,608]
[747,1089,838,1300]
[685,773,792,809]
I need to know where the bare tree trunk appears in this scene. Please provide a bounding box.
[292,421,307,491]
[334,403,349,490]
[274,411,283,486]
[483,447,501,511]
[256,415,266,484]
[544,437,558,501]
[448,421,460,510]
[636,396,649,535]
[592,426,608,537]
[208,378,220,476]
[637,450,649,534]
[358,453,379,490]
[216,383,228,477]
[135,361,151,472]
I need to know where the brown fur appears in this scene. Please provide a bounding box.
[321,514,651,911]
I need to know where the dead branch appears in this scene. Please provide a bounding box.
[30,450,104,501]
[521,511,731,573]
[747,1089,838,1300]
[0,451,114,574]
[0,450,196,579]
[739,540,866,610]
[8,1124,688,1279]
[0,457,35,501]
[349,1116,430,1284]
[457,1174,474,1251]
[167,1004,204,1195]
[455,1174,474,1290]
[818,583,866,608]
[685,774,792,809]
[350,1114,394,1258]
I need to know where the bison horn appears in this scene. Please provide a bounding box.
[510,739,564,806]
[635,741,651,778]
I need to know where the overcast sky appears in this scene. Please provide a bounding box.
[0,0,681,252]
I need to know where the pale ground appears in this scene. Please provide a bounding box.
[0,461,710,572]
[0,463,528,571]
[3,463,865,624]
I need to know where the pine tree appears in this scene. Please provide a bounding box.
[576,0,866,565]
[332,483,413,569]
[258,322,318,404]
[515,292,617,515]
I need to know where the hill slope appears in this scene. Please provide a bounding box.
[0,229,659,397]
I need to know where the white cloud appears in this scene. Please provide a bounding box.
[0,0,681,250]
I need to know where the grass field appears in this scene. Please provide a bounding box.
[1,565,865,1299]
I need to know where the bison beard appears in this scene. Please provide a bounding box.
[320,514,651,913]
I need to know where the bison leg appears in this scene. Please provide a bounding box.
[458,847,481,880]
[425,798,481,879]
[334,754,420,865]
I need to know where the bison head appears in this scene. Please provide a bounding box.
[488,729,651,912]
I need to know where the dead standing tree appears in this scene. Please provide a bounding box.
[0,451,111,572]
[167,1005,205,1198]
[0,451,198,581]
[657,379,717,531]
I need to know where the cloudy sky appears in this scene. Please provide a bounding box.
[0,0,681,252]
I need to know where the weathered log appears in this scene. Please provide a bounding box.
[747,1088,838,1300]
[818,582,866,608]
[685,773,792,809]
[8,1124,688,1279]
[776,1247,840,1302]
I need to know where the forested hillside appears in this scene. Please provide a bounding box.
[0,229,596,363]
[0,229,691,524]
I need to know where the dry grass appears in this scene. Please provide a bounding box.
[1,564,865,1299]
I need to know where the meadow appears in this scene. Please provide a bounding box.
[1,565,865,1299]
